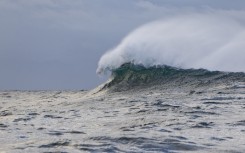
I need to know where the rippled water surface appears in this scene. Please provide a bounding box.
[0,84,245,152]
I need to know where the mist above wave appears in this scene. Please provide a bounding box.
[97,13,245,74]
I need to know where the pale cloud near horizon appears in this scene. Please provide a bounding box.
[0,0,245,90]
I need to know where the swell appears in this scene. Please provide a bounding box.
[100,63,245,92]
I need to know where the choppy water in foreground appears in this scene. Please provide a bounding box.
[1,65,245,152]
[0,85,245,152]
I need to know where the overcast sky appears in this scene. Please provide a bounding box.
[1,0,245,90]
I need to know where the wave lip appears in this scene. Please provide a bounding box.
[100,63,245,92]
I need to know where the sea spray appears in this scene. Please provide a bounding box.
[97,13,245,74]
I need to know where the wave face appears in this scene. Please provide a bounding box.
[101,63,245,92]
[97,13,245,74]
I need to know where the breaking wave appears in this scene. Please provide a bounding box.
[97,13,245,74]
[100,63,245,92]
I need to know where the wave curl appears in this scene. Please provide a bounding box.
[100,63,245,92]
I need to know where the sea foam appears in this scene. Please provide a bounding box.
[97,13,245,74]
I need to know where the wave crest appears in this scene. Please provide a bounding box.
[97,13,245,74]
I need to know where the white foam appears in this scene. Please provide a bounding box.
[97,13,245,74]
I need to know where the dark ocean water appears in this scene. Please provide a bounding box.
[1,65,245,152]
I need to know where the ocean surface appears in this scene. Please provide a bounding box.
[1,64,245,153]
